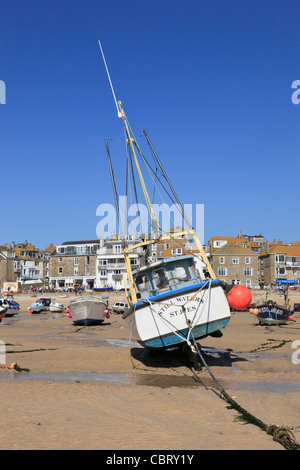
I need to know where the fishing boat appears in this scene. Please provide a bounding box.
[98,41,232,352]
[249,300,292,326]
[67,297,110,326]
[0,297,20,316]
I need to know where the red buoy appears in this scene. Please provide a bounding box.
[226,285,252,310]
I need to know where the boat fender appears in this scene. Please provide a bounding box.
[289,315,294,321]
[226,285,252,310]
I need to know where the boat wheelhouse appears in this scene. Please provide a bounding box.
[133,255,204,300]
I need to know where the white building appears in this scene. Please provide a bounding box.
[95,236,145,290]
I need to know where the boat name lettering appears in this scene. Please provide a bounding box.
[157,296,204,317]
[260,307,283,315]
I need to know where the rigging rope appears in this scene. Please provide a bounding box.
[192,337,300,451]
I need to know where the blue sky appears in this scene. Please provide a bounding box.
[1,0,300,249]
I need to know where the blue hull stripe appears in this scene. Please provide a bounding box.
[140,317,230,350]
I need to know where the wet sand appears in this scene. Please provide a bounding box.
[0,290,300,450]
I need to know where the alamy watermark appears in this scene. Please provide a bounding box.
[291,80,300,105]
[0,80,6,104]
[291,340,300,365]
[0,340,6,365]
[96,196,204,242]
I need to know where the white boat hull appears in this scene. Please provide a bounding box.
[123,283,230,349]
[49,303,65,312]
[69,299,107,325]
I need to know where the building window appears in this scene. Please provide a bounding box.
[86,256,90,265]
[74,257,79,265]
[245,257,250,264]
[245,279,251,288]
[98,259,107,266]
[219,257,225,264]
[99,270,107,277]
[275,255,285,262]
[218,267,227,276]
[278,267,286,275]
[114,245,122,254]
[130,259,138,265]
[232,257,239,264]
[244,268,253,276]
[58,267,63,274]
[59,257,63,263]
[171,248,182,255]
[74,267,78,275]
[85,266,90,275]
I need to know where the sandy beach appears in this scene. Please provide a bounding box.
[0,289,299,451]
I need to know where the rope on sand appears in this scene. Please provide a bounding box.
[190,333,300,451]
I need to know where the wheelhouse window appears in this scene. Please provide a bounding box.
[152,268,168,289]
[136,273,151,293]
[173,264,191,281]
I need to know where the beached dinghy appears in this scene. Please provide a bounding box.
[27,300,48,314]
[249,300,293,325]
[67,297,110,326]
[49,302,65,312]
[99,41,232,352]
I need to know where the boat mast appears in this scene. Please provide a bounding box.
[105,138,123,237]
[98,40,159,238]
[143,130,216,279]
[117,100,159,238]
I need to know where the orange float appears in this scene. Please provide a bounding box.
[226,285,252,310]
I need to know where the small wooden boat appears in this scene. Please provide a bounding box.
[28,300,48,314]
[67,297,110,326]
[49,302,65,312]
[249,300,292,325]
